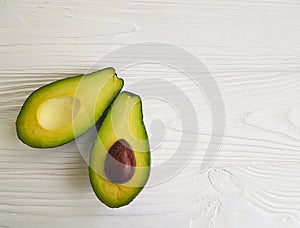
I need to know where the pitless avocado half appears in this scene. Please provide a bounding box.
[16,68,124,148]
[16,68,151,208]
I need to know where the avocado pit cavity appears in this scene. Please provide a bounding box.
[105,139,136,184]
[37,96,81,130]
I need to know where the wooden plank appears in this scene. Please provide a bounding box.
[1,0,300,227]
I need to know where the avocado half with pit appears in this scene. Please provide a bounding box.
[16,68,124,148]
[89,92,151,208]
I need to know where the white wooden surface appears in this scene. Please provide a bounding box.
[1,0,300,227]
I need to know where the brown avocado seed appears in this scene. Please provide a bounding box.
[104,139,136,184]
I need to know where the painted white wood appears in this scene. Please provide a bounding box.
[1,0,300,227]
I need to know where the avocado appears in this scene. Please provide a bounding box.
[89,91,151,208]
[16,68,124,148]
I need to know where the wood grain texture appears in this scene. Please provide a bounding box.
[1,0,300,227]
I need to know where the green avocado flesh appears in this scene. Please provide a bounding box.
[16,68,124,148]
[89,92,151,208]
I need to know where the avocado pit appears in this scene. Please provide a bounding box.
[105,139,136,184]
